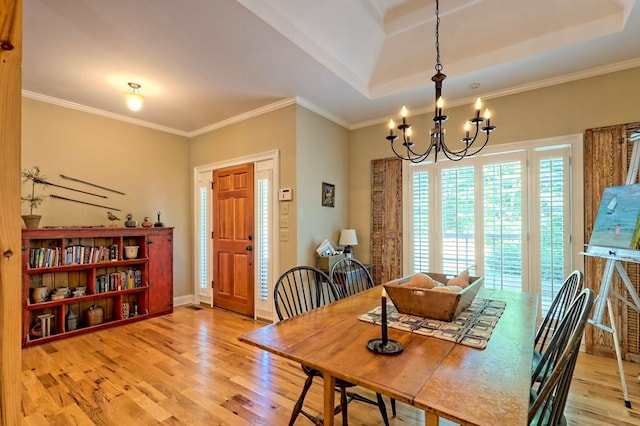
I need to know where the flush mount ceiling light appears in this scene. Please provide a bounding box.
[385,0,496,163]
[124,82,144,112]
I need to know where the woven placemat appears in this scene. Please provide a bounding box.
[358,298,507,350]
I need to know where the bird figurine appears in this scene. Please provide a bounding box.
[107,211,120,227]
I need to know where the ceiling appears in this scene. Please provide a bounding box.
[23,0,640,137]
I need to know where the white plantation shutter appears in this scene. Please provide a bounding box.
[257,177,270,301]
[535,149,570,315]
[440,166,475,275]
[199,186,209,289]
[482,160,524,291]
[412,170,430,272]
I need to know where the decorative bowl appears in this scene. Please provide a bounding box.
[124,245,139,259]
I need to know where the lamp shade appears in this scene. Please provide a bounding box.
[125,82,144,112]
[339,229,358,246]
[125,92,144,111]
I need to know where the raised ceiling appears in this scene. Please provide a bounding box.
[23,0,640,136]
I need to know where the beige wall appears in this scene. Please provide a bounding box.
[295,105,350,265]
[190,105,298,273]
[190,104,350,271]
[350,66,640,264]
[21,98,192,297]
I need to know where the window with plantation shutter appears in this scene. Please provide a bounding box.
[199,186,209,290]
[534,149,570,315]
[412,170,430,272]
[257,178,270,301]
[440,166,476,276]
[482,159,523,292]
[406,137,578,321]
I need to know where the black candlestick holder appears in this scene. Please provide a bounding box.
[367,337,404,355]
[367,296,404,354]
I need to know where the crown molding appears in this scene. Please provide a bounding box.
[21,90,189,137]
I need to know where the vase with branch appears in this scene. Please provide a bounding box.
[21,166,48,228]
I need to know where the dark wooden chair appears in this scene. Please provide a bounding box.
[329,257,396,422]
[329,257,375,298]
[533,270,583,370]
[529,287,594,425]
[273,266,391,426]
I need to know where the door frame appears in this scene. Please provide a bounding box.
[193,150,280,319]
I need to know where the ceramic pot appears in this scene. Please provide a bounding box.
[22,215,42,229]
[66,308,78,331]
[30,286,49,303]
[86,305,104,326]
[124,245,139,259]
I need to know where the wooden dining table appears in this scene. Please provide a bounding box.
[238,286,538,426]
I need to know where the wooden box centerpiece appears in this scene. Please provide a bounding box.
[383,272,484,321]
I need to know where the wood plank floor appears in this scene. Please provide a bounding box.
[21,305,640,425]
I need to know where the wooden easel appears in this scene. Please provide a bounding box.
[582,131,640,408]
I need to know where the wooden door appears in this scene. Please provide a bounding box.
[212,163,255,316]
[584,122,640,360]
[370,158,403,285]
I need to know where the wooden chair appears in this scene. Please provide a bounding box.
[533,270,584,370]
[329,257,396,422]
[273,266,391,426]
[329,257,375,298]
[274,266,339,321]
[529,288,594,425]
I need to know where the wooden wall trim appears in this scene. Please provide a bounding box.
[0,0,22,423]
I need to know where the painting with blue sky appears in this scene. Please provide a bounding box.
[589,184,640,249]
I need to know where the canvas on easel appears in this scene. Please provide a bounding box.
[589,183,640,249]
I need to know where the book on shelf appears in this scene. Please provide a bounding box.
[29,247,61,268]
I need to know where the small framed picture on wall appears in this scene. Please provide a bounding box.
[322,182,335,207]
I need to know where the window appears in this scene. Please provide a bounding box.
[406,136,578,318]
[257,176,270,301]
[198,185,209,290]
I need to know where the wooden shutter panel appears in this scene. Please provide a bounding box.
[370,158,403,284]
[584,122,640,360]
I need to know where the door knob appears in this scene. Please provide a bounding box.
[246,246,253,251]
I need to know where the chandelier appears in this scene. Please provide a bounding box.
[385,0,496,163]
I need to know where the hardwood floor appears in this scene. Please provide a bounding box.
[21,305,640,425]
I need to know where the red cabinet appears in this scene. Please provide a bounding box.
[21,227,173,347]
[148,228,173,315]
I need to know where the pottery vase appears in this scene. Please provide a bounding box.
[22,215,41,229]
[66,308,78,331]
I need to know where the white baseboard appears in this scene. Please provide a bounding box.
[173,294,195,307]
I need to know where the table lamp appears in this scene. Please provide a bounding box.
[339,229,358,258]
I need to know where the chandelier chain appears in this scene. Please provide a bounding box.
[434,0,442,73]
